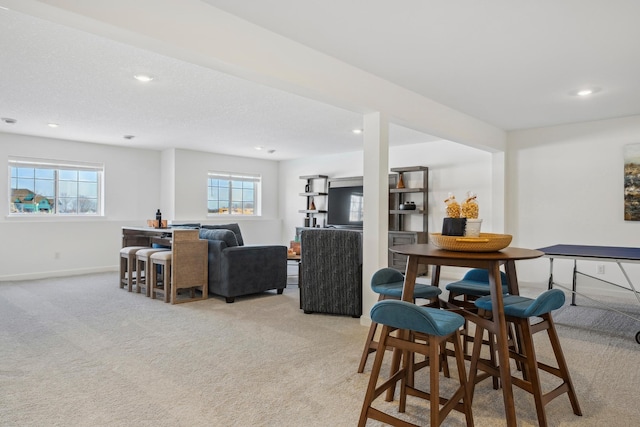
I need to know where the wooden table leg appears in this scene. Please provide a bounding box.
[490,261,517,426]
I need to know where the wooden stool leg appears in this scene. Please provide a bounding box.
[144,257,152,297]
[545,314,582,416]
[119,256,126,289]
[358,326,394,427]
[358,321,379,373]
[452,331,474,427]
[136,257,144,294]
[429,334,441,427]
[398,346,411,413]
[164,261,171,303]
[468,322,485,404]
[150,261,158,300]
[384,333,402,402]
[127,254,136,292]
[487,330,500,389]
[519,318,548,427]
[171,261,178,304]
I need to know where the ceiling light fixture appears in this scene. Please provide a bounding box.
[134,74,154,83]
[569,87,601,97]
[352,129,363,134]
[124,135,135,140]
[47,123,59,128]
[1,117,17,124]
[254,146,264,151]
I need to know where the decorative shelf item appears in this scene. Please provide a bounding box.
[399,202,416,210]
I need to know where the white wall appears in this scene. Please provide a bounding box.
[507,114,640,293]
[171,148,283,245]
[0,136,283,280]
[278,139,494,269]
[278,139,493,324]
[0,133,160,280]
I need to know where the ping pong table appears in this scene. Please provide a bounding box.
[538,244,640,344]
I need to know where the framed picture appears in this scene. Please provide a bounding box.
[624,144,640,220]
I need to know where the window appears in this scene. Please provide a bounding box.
[9,157,103,216]
[208,172,260,215]
[349,193,364,222]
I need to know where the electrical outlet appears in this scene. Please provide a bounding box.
[596,264,605,274]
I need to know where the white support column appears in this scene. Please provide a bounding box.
[491,151,506,233]
[361,112,389,325]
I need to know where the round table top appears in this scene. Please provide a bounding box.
[389,244,544,261]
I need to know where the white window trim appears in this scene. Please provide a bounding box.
[8,156,105,217]
[207,171,261,217]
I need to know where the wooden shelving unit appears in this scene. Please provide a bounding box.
[299,175,328,227]
[388,166,429,274]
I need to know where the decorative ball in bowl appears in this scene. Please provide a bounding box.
[429,233,513,252]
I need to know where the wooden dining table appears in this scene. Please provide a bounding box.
[389,243,544,427]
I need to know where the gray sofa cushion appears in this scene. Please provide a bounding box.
[199,228,238,247]
[201,223,244,246]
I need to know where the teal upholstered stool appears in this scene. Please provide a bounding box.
[358,300,473,427]
[445,268,513,376]
[358,268,442,373]
[445,268,509,307]
[470,289,582,427]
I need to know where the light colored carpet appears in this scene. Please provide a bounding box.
[0,273,638,426]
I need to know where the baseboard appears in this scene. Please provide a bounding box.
[0,266,118,282]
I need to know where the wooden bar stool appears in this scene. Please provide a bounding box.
[135,247,170,297]
[445,269,510,353]
[358,268,442,373]
[444,268,518,389]
[359,300,473,427]
[119,246,148,292]
[150,251,172,303]
[469,289,582,427]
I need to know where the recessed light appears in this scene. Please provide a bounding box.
[254,146,264,151]
[352,129,363,134]
[124,135,135,140]
[47,123,59,128]
[134,74,154,83]
[1,117,16,124]
[569,87,601,97]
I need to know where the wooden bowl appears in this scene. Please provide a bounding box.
[429,233,513,252]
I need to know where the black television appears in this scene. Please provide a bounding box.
[327,185,364,229]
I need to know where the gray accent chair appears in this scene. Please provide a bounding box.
[199,224,287,303]
[299,228,362,317]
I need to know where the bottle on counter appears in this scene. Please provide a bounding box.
[155,209,162,228]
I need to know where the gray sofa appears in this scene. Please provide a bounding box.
[199,224,287,303]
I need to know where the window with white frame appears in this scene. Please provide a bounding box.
[8,157,103,215]
[207,172,260,215]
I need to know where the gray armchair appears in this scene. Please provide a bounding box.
[199,225,287,303]
[299,229,362,317]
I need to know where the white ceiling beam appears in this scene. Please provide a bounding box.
[10,0,506,152]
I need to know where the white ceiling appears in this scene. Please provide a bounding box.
[2,1,640,160]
